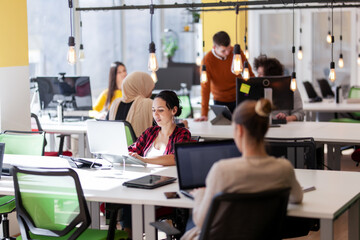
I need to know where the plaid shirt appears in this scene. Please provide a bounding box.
[128,126,191,156]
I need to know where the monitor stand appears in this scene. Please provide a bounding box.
[210,115,232,125]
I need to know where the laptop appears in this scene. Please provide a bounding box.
[210,105,232,125]
[174,140,242,199]
[123,174,177,189]
[0,143,5,177]
[86,120,147,167]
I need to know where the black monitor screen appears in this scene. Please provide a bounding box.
[175,140,242,190]
[35,76,92,110]
[155,66,194,91]
[236,76,294,111]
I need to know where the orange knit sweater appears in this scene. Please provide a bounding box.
[201,47,254,116]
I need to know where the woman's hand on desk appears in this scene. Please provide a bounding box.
[129,152,145,162]
[194,116,208,122]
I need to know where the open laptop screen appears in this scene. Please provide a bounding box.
[175,140,241,190]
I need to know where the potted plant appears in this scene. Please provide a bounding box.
[162,32,178,62]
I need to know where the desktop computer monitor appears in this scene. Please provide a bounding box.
[236,76,294,111]
[154,66,194,91]
[34,76,93,111]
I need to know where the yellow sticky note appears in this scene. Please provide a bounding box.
[240,83,251,94]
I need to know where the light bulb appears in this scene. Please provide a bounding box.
[148,42,159,71]
[338,54,344,68]
[244,46,249,59]
[243,61,250,81]
[196,56,202,66]
[297,46,303,60]
[329,62,336,82]
[326,31,332,44]
[201,65,207,83]
[231,44,243,75]
[67,36,76,65]
[357,54,360,66]
[79,44,85,61]
[290,72,297,92]
[151,71,158,83]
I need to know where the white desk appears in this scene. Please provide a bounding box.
[188,120,360,170]
[1,155,360,240]
[303,101,360,121]
[40,120,88,157]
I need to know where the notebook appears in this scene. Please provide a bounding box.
[174,140,242,199]
[123,174,177,189]
[86,120,147,167]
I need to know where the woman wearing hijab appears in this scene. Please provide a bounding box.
[108,71,154,137]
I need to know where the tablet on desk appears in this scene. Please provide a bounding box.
[123,175,177,189]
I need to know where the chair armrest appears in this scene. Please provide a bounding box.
[149,221,181,236]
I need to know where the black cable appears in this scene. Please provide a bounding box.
[340,7,342,52]
[150,0,154,43]
[292,0,295,73]
[331,0,334,62]
[235,5,238,44]
[70,8,73,37]
[202,7,205,49]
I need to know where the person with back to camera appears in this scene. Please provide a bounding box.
[181,98,303,240]
[253,55,305,122]
[128,90,191,166]
[195,31,255,121]
[107,71,154,137]
[93,61,127,114]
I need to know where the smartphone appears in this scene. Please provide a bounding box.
[164,191,180,199]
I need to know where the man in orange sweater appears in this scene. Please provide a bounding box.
[196,31,254,121]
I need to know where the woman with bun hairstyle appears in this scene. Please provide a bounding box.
[181,99,303,240]
[128,90,191,166]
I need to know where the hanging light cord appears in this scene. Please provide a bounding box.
[202,7,205,50]
[292,0,295,73]
[150,0,154,43]
[69,0,73,37]
[331,0,334,62]
[244,10,247,45]
[340,7,342,52]
[235,5,239,44]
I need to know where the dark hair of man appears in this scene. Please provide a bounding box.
[155,90,182,117]
[106,61,126,109]
[213,31,231,47]
[253,55,284,76]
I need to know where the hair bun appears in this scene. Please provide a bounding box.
[255,99,271,117]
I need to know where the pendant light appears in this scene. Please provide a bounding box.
[290,1,297,92]
[338,8,344,68]
[196,52,202,66]
[297,10,303,61]
[200,8,208,83]
[329,0,336,82]
[231,5,243,75]
[326,11,332,44]
[244,10,249,59]
[201,65,207,83]
[79,19,85,61]
[67,0,76,65]
[148,3,159,72]
[243,61,250,81]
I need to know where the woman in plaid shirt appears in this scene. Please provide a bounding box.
[128,90,191,166]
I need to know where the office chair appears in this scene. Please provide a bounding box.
[151,188,290,240]
[13,167,127,240]
[265,137,318,169]
[317,79,335,99]
[303,81,322,102]
[0,130,45,240]
[331,87,360,123]
[31,113,72,156]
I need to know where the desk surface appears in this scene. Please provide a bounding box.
[1,154,359,221]
[188,119,360,145]
[303,101,360,112]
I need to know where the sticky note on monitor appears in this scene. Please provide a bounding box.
[240,83,250,94]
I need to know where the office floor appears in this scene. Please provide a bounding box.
[290,148,360,240]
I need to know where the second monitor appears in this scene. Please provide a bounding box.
[236,76,294,111]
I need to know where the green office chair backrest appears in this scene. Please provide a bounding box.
[0,131,45,156]
[178,95,193,119]
[13,167,91,239]
[349,87,360,118]
[123,121,137,146]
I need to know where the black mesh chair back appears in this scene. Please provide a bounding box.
[317,79,334,98]
[265,137,317,169]
[199,188,290,240]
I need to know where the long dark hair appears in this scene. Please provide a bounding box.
[106,61,125,109]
